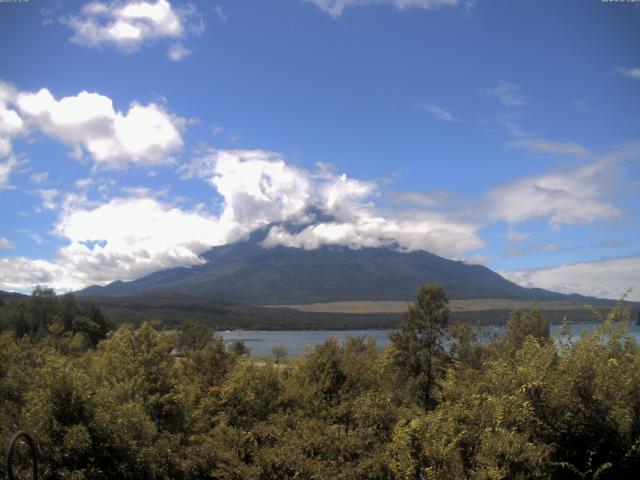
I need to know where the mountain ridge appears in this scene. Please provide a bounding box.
[76,232,602,305]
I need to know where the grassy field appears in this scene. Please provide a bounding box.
[263,299,602,314]
[75,294,637,330]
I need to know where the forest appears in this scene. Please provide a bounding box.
[0,285,639,479]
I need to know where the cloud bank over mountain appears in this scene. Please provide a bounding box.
[1,74,637,300]
[1,0,638,308]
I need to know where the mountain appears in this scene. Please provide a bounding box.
[0,290,27,301]
[77,228,596,305]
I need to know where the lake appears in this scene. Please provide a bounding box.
[219,323,640,358]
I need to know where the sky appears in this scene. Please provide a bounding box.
[0,0,639,300]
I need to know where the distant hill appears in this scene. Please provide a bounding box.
[77,227,601,305]
[0,290,27,301]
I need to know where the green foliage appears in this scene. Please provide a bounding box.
[389,284,449,409]
[1,286,640,479]
[229,339,250,356]
[271,345,288,363]
[504,308,550,349]
[217,362,284,429]
[177,320,212,351]
[0,288,110,348]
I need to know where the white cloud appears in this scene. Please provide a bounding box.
[618,67,640,80]
[386,190,445,208]
[481,81,528,107]
[0,197,226,292]
[75,178,94,190]
[0,237,15,250]
[318,172,377,217]
[15,87,184,169]
[183,148,484,257]
[3,149,322,290]
[503,256,640,302]
[486,161,620,227]
[263,212,484,257]
[181,149,314,240]
[306,0,461,17]
[506,227,530,243]
[27,232,44,245]
[22,143,633,293]
[0,156,21,189]
[167,42,191,61]
[1,146,629,293]
[0,257,60,291]
[29,171,49,185]
[417,103,460,122]
[214,5,228,22]
[507,138,589,157]
[0,82,25,158]
[63,0,203,57]
[465,254,488,266]
[36,189,59,211]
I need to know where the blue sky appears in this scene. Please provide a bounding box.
[0,0,639,300]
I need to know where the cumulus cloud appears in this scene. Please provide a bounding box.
[486,161,621,227]
[0,148,486,290]
[1,79,187,169]
[0,257,61,291]
[182,149,314,241]
[481,81,528,107]
[0,82,25,158]
[503,256,640,302]
[63,0,203,58]
[0,156,22,189]
[306,0,461,17]
[14,87,184,169]
[0,150,316,290]
[1,145,631,293]
[0,197,226,292]
[263,212,484,256]
[507,138,590,158]
[0,237,15,250]
[184,148,484,257]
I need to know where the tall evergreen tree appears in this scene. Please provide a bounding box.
[390,284,449,409]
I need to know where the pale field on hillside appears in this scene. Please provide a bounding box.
[263,299,590,314]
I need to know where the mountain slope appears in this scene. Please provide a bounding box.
[77,233,594,305]
[0,290,27,301]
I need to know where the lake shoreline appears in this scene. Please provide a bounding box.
[218,322,640,357]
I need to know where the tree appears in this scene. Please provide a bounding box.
[390,284,449,409]
[178,320,213,351]
[27,286,58,337]
[59,293,78,333]
[271,346,288,364]
[229,340,249,356]
[504,308,550,350]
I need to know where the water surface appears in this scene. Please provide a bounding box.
[220,323,640,358]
